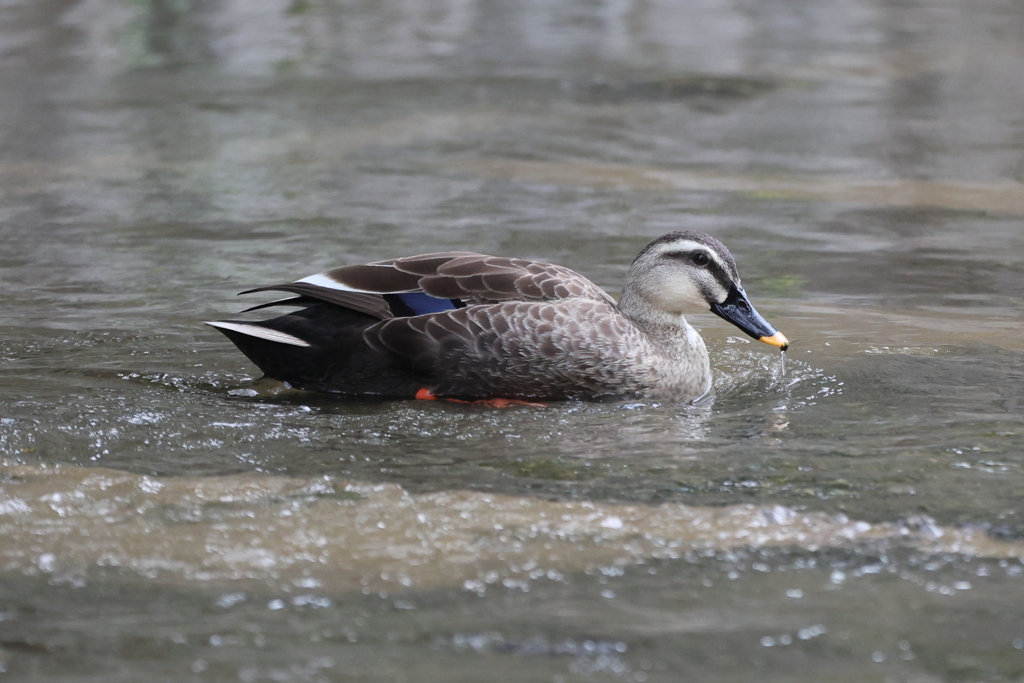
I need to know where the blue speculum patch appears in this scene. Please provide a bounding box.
[386,292,459,316]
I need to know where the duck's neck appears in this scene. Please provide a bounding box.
[619,289,713,401]
[619,289,702,354]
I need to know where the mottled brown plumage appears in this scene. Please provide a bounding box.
[206,232,788,402]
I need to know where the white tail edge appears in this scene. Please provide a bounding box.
[204,321,312,348]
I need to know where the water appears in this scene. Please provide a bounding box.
[2,0,1024,680]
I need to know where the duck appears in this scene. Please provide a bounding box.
[206,231,788,402]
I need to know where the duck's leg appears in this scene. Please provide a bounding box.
[414,388,545,408]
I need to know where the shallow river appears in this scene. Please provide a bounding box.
[2,0,1024,681]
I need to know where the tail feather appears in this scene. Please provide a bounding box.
[204,320,311,347]
[208,304,422,396]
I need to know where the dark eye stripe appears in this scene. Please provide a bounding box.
[664,250,711,262]
[710,263,733,292]
[664,250,732,284]
[662,248,736,300]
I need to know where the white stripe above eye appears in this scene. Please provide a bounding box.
[204,321,312,347]
[655,240,728,269]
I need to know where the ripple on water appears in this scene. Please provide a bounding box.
[2,340,844,505]
[0,462,1022,598]
[711,341,841,410]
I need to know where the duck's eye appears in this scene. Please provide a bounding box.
[691,252,710,267]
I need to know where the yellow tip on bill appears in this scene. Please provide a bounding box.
[758,332,790,350]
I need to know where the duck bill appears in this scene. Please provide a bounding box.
[709,285,789,351]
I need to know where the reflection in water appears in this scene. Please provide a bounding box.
[440,157,1024,214]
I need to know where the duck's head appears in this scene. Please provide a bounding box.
[621,231,789,350]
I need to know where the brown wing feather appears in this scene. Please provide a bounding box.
[317,263,422,293]
[247,252,615,321]
[399,254,615,305]
[240,284,393,319]
[240,295,316,313]
[386,252,482,276]
[434,256,522,277]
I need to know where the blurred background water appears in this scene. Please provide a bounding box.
[1,0,1024,680]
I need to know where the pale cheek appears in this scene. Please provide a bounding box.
[652,280,707,312]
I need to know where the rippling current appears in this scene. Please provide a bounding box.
[2,0,1024,680]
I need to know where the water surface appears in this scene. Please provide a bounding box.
[2,0,1024,680]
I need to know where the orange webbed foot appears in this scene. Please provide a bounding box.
[415,388,545,408]
[474,397,546,408]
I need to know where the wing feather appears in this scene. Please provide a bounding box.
[307,252,613,305]
[239,295,317,313]
[391,252,484,276]
[235,251,614,322]
[240,284,393,319]
[310,263,422,293]
[417,275,469,300]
